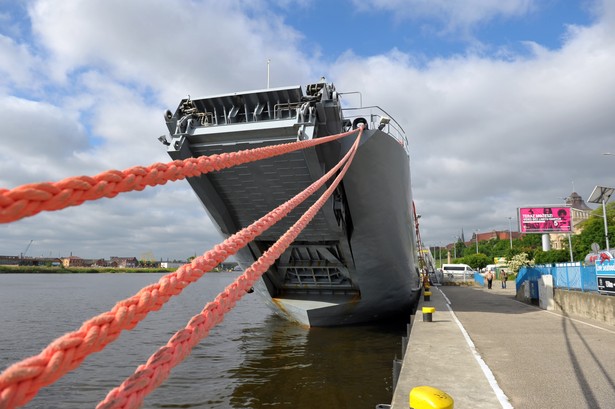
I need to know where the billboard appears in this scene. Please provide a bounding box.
[518,206,572,233]
[596,259,615,294]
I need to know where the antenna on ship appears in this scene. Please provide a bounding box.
[267,58,271,88]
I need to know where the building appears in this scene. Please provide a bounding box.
[62,256,87,268]
[160,261,184,269]
[109,257,138,268]
[472,230,523,243]
[551,192,593,250]
[566,192,593,232]
[457,230,523,250]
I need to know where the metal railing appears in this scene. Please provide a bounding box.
[342,106,409,153]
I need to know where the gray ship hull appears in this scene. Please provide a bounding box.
[162,81,421,326]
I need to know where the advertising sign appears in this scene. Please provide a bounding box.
[596,259,615,294]
[518,206,572,233]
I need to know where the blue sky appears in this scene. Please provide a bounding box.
[285,0,595,60]
[1,0,615,260]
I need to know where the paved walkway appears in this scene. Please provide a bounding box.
[391,282,615,409]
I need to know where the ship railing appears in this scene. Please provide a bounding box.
[274,101,303,120]
[342,106,409,152]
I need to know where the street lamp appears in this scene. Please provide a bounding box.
[508,217,513,249]
[475,230,479,254]
[588,185,614,253]
[452,236,457,259]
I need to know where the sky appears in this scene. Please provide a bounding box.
[1,0,614,261]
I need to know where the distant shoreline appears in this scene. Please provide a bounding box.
[0,266,174,274]
[0,266,234,274]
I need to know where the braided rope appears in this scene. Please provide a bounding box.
[0,129,362,409]
[0,129,359,224]
[96,130,362,409]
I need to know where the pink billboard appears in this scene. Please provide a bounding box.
[518,206,572,233]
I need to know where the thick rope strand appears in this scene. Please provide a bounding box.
[0,129,359,224]
[0,129,361,409]
[96,131,362,409]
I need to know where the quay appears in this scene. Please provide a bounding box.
[390,282,615,409]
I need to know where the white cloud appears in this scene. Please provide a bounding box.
[1,0,614,260]
[0,96,90,186]
[350,0,537,36]
[0,35,41,92]
[329,9,615,243]
[28,0,316,98]
[1,0,323,260]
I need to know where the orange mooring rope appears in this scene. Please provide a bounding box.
[0,128,362,409]
[0,128,358,224]
[96,130,362,409]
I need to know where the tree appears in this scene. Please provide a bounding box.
[459,253,491,270]
[572,202,615,259]
[508,253,534,274]
[534,250,570,264]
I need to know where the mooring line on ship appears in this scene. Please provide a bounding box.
[0,128,363,409]
[0,127,360,224]
[96,130,363,409]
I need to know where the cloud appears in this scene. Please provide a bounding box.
[329,9,615,243]
[1,0,324,260]
[28,0,317,97]
[350,0,538,36]
[1,0,614,261]
[0,35,41,92]
[0,96,91,186]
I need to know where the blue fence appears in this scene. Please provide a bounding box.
[474,272,485,287]
[517,262,598,294]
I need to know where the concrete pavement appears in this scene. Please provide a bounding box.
[391,282,615,409]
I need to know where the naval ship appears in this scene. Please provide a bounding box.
[161,80,421,326]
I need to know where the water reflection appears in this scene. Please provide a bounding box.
[0,274,406,409]
[229,315,405,409]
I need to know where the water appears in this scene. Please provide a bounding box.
[0,273,406,408]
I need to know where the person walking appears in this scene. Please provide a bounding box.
[486,270,494,289]
[501,269,508,289]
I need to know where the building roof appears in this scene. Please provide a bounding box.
[565,192,592,211]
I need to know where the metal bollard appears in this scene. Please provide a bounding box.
[423,291,431,301]
[422,306,435,322]
[409,386,454,409]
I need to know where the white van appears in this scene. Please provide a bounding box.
[442,263,475,277]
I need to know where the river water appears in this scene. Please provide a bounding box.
[0,273,407,408]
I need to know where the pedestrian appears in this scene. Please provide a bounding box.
[486,270,494,289]
[501,269,508,289]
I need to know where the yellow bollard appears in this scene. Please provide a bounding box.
[409,385,454,409]
[423,291,431,302]
[422,306,435,322]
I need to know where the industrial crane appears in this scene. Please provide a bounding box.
[21,240,33,259]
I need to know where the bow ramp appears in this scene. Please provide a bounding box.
[162,80,421,326]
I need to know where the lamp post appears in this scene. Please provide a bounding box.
[475,230,479,254]
[452,236,457,259]
[508,217,513,249]
[588,185,614,253]
[602,203,610,252]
